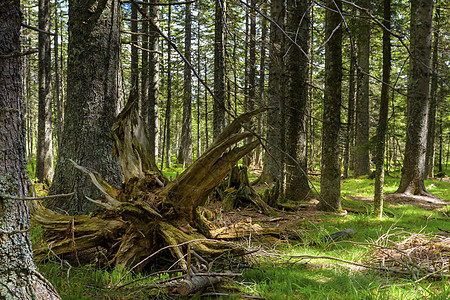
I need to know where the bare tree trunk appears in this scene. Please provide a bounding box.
[243,0,256,167]
[196,3,201,159]
[284,0,311,201]
[54,0,62,151]
[49,0,123,214]
[373,0,391,218]
[425,4,440,179]
[0,4,60,298]
[254,5,267,170]
[131,3,139,102]
[141,0,149,115]
[204,57,209,150]
[318,0,342,212]
[146,0,160,164]
[213,0,226,138]
[36,0,54,184]
[343,9,356,179]
[396,0,433,195]
[164,6,172,168]
[354,0,370,177]
[178,2,192,167]
[260,0,285,184]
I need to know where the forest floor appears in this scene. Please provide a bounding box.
[32,165,450,299]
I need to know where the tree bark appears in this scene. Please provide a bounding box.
[54,0,62,151]
[343,9,356,179]
[254,5,267,170]
[284,0,311,201]
[213,0,226,138]
[396,0,433,195]
[141,0,149,118]
[145,0,160,164]
[260,0,285,184]
[131,3,140,102]
[163,6,172,169]
[36,0,54,184]
[243,0,256,167]
[178,2,193,167]
[354,0,371,177]
[0,4,60,298]
[48,0,123,214]
[373,0,391,218]
[425,4,440,179]
[318,0,342,212]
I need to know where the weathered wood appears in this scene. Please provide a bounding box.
[177,276,222,296]
[35,107,266,270]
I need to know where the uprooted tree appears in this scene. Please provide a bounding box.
[33,101,270,270]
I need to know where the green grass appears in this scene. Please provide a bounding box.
[34,163,450,299]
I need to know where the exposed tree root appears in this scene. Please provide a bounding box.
[33,105,273,276]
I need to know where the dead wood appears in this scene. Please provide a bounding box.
[34,106,270,271]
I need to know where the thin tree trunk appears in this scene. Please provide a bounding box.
[54,0,62,151]
[244,0,256,167]
[343,9,356,179]
[146,0,160,164]
[213,0,226,138]
[141,0,149,115]
[196,3,201,159]
[318,0,342,212]
[36,0,54,184]
[354,0,370,177]
[204,57,209,150]
[260,0,285,184]
[425,4,440,179]
[178,2,192,167]
[0,4,60,298]
[131,4,139,102]
[255,5,267,170]
[373,0,391,218]
[396,0,433,195]
[165,6,172,168]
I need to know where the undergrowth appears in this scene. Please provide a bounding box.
[31,161,450,299]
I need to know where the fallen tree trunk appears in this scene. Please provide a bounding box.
[33,101,269,271]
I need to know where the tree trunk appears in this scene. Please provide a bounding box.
[243,0,256,167]
[131,3,139,102]
[54,0,62,151]
[425,4,440,179]
[396,0,433,195]
[283,0,311,202]
[318,0,342,212]
[164,6,172,169]
[373,0,391,218]
[145,0,160,165]
[343,9,356,179]
[178,3,193,167]
[141,0,149,118]
[254,5,267,170]
[354,0,371,177]
[36,0,54,184]
[213,0,226,138]
[260,0,285,184]
[0,4,60,298]
[48,0,123,214]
